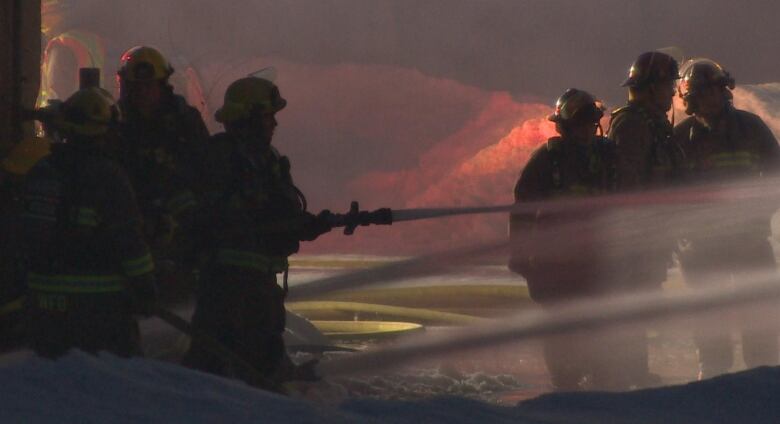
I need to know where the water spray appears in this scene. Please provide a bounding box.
[298,174,780,300]
[318,269,780,378]
[333,172,780,233]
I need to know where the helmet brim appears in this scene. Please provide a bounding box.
[621,75,680,88]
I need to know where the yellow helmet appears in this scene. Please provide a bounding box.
[1,137,52,176]
[58,87,119,137]
[117,46,173,82]
[215,77,287,124]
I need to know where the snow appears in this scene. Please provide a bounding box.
[2,350,779,423]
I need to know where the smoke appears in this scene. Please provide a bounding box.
[321,83,780,255]
[733,84,780,138]
[59,1,780,104]
[49,1,780,255]
[193,56,555,254]
[198,57,535,204]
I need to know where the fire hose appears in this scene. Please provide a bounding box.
[325,201,515,234]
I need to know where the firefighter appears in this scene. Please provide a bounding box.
[22,87,157,358]
[599,51,686,388]
[610,51,685,191]
[182,77,332,389]
[673,58,780,379]
[0,137,51,352]
[509,88,620,390]
[115,46,209,298]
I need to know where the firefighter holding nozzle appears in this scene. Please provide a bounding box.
[182,76,391,389]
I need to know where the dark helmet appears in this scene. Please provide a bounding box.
[622,51,680,88]
[548,88,605,125]
[677,58,735,98]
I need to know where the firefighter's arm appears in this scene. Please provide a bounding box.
[297,210,333,241]
[508,151,546,275]
[102,167,158,315]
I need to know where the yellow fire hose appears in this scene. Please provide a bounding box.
[287,301,485,326]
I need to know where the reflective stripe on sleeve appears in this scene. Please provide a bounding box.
[215,249,288,274]
[0,296,25,315]
[166,191,198,216]
[122,253,155,277]
[76,207,100,227]
[706,151,761,171]
[27,273,125,294]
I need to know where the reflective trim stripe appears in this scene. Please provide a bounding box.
[553,184,600,197]
[22,212,56,222]
[24,208,99,226]
[166,191,198,216]
[28,273,125,294]
[215,249,288,273]
[76,207,100,227]
[0,296,25,315]
[122,253,155,277]
[708,151,760,161]
[706,151,760,170]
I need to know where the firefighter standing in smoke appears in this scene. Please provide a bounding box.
[183,77,332,388]
[673,58,780,379]
[604,51,685,387]
[115,46,209,299]
[509,88,620,390]
[21,88,157,358]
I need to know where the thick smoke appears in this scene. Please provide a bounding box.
[190,56,555,254]
[49,1,780,254]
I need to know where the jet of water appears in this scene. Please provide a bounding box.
[319,269,780,377]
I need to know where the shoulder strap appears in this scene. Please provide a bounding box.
[607,105,633,134]
[610,105,632,118]
[546,137,564,191]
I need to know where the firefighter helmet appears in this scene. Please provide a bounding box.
[1,137,51,176]
[58,87,119,137]
[678,58,735,98]
[548,88,605,125]
[622,51,680,88]
[215,77,287,124]
[117,46,174,82]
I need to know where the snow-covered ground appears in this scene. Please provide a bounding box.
[1,349,779,423]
